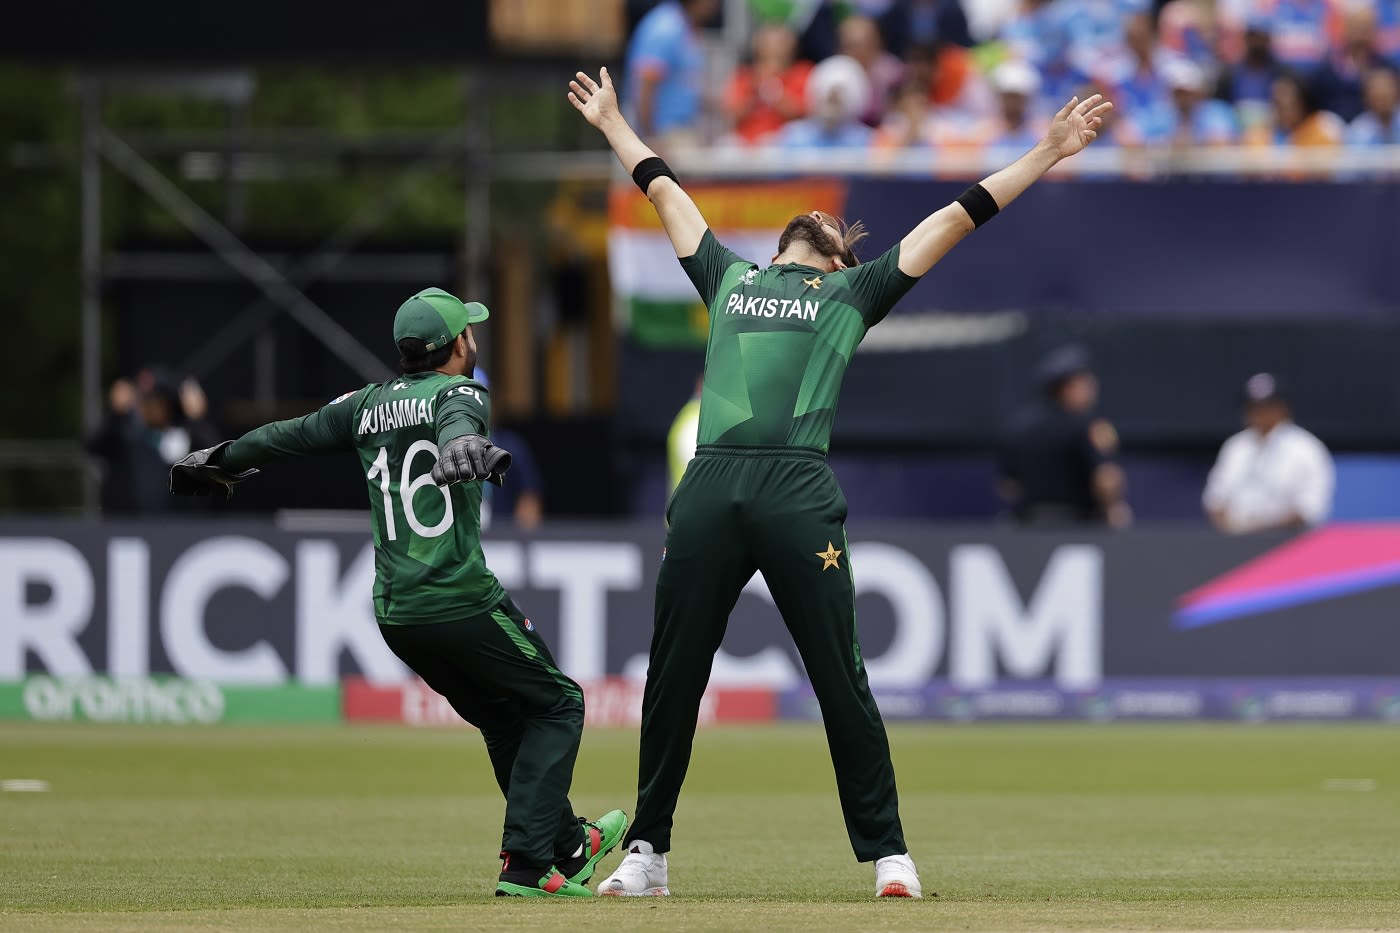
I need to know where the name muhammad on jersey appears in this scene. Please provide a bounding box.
[355,384,481,436]
[357,398,435,435]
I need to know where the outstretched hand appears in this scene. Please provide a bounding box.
[568,68,619,130]
[1045,94,1114,160]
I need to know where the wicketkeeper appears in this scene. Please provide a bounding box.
[170,287,626,898]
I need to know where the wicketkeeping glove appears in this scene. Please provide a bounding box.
[169,441,259,500]
[431,434,512,487]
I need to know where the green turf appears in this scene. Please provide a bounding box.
[2,722,1398,930]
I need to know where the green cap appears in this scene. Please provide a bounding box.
[393,287,490,352]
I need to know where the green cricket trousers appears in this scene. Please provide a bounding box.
[626,445,907,861]
[379,595,586,868]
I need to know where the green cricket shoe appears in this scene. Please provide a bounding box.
[494,862,594,898]
[557,809,630,885]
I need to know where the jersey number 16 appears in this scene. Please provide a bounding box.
[366,441,454,541]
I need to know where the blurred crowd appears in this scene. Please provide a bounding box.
[624,0,1400,153]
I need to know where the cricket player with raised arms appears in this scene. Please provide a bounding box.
[569,66,1111,898]
[168,287,627,898]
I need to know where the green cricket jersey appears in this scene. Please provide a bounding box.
[680,230,919,453]
[219,372,503,625]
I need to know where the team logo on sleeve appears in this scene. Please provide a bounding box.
[328,391,355,404]
[741,268,758,285]
[522,618,535,632]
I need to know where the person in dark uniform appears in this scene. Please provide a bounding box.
[998,346,1132,527]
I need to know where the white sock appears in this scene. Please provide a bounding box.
[628,839,655,855]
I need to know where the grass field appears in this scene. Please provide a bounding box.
[2,722,1398,931]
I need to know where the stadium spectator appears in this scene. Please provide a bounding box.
[896,0,977,49]
[86,368,220,514]
[984,58,1048,150]
[1203,373,1334,534]
[1346,64,1400,144]
[1247,70,1345,145]
[624,0,719,147]
[484,426,545,530]
[998,347,1131,528]
[725,23,811,144]
[1217,18,1282,136]
[1002,0,1066,69]
[1002,0,1089,105]
[873,75,939,148]
[1062,0,1152,84]
[906,41,996,122]
[775,54,874,148]
[1158,0,1226,74]
[1107,12,1178,145]
[1164,58,1241,146]
[1312,5,1385,121]
[1377,0,1400,67]
[838,14,906,125]
[1256,0,1339,74]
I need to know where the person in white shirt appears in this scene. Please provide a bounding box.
[1203,373,1334,534]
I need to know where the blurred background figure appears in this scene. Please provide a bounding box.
[775,54,873,148]
[86,368,220,514]
[1247,70,1344,146]
[1203,373,1334,534]
[1163,57,1240,146]
[873,74,939,149]
[667,375,703,496]
[1379,0,1400,67]
[471,369,543,531]
[1002,0,1089,105]
[725,22,811,144]
[1258,0,1337,75]
[905,40,996,124]
[998,347,1132,528]
[1313,5,1385,121]
[624,0,719,147]
[1346,63,1400,145]
[1217,18,1282,134]
[484,424,545,530]
[838,14,906,126]
[1105,11,1175,145]
[985,58,1048,150]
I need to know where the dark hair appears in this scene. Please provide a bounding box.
[398,336,454,374]
[778,212,868,267]
[1275,69,1320,116]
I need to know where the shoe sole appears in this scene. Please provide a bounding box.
[599,886,669,897]
[877,882,921,899]
[495,882,593,898]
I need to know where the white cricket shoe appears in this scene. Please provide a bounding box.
[875,853,922,898]
[597,840,669,896]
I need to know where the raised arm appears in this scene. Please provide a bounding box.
[896,95,1113,278]
[569,67,708,259]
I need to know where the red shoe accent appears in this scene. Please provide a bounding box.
[542,872,567,894]
[500,852,510,872]
[879,882,913,898]
[587,826,602,857]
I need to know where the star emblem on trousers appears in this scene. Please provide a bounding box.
[816,541,842,571]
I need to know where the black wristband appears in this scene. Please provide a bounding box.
[956,183,1001,228]
[632,156,678,195]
